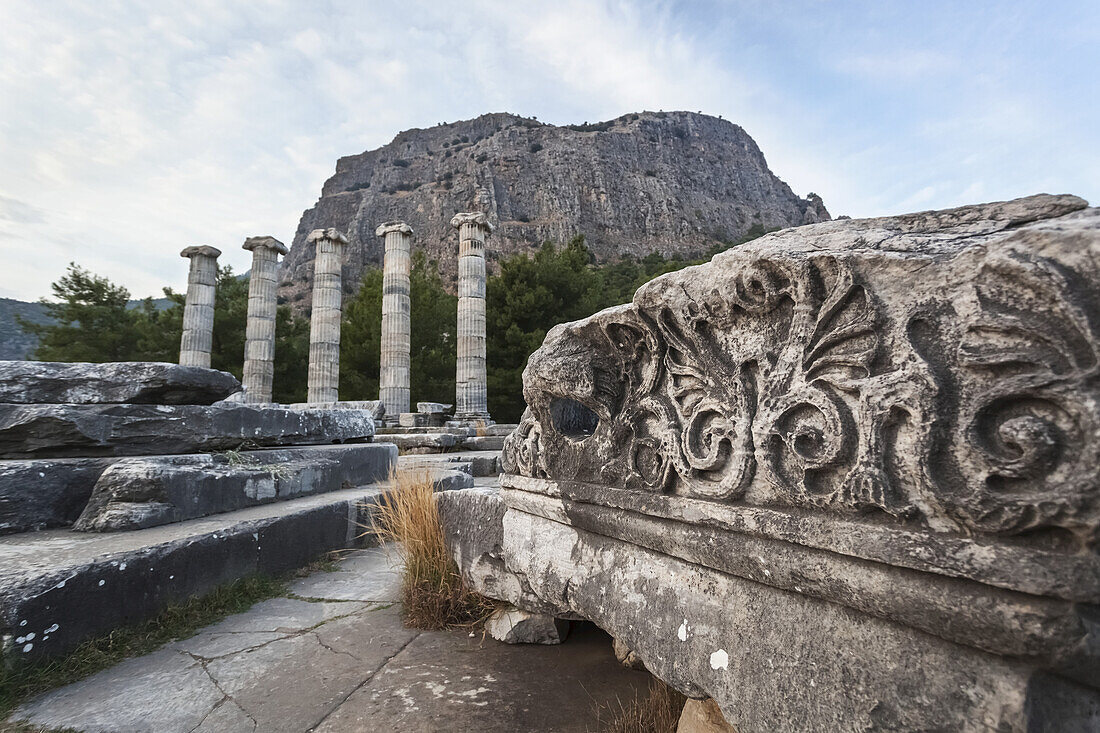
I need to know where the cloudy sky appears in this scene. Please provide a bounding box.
[0,0,1096,301]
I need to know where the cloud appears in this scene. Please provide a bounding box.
[0,0,1095,301]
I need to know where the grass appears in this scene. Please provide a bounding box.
[0,572,295,725]
[595,678,687,733]
[371,468,495,630]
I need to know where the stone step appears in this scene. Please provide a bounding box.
[375,426,473,436]
[0,456,117,535]
[0,403,376,459]
[73,443,397,532]
[0,468,469,664]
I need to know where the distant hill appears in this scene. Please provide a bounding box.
[0,297,173,361]
[280,110,829,308]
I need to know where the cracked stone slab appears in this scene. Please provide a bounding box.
[12,648,224,733]
[315,622,649,733]
[287,547,402,602]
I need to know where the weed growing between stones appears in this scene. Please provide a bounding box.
[0,575,287,724]
[372,468,494,630]
[595,678,687,733]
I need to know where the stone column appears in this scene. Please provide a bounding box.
[376,221,413,418]
[306,228,348,404]
[451,213,493,423]
[241,236,288,403]
[179,246,221,368]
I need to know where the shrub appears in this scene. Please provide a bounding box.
[475,153,489,163]
[392,159,409,168]
[529,142,543,153]
[372,469,494,630]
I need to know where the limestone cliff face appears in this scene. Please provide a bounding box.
[279,111,829,306]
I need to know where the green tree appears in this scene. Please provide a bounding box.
[340,268,382,401]
[272,305,311,404]
[486,236,604,422]
[20,263,139,362]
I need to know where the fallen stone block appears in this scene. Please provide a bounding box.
[0,403,376,459]
[416,402,452,414]
[458,435,506,451]
[500,195,1100,730]
[375,426,473,436]
[399,451,499,478]
[0,457,118,534]
[376,432,456,454]
[0,361,241,405]
[485,606,569,645]
[73,443,397,531]
[398,412,444,428]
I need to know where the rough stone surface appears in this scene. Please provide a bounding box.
[498,195,1100,730]
[417,402,452,414]
[0,361,241,405]
[678,699,737,733]
[485,606,570,645]
[435,486,565,617]
[74,443,397,531]
[459,435,506,451]
[612,637,646,671]
[0,456,118,534]
[0,403,376,458]
[280,111,830,307]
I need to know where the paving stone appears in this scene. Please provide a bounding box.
[12,648,223,733]
[315,622,650,733]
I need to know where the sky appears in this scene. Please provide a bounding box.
[0,0,1096,301]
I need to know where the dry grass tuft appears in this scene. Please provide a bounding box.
[372,468,494,630]
[596,678,687,733]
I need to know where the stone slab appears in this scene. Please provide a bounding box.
[375,426,474,436]
[398,411,446,428]
[0,483,391,662]
[416,402,452,414]
[0,361,241,405]
[74,443,396,531]
[0,456,117,535]
[0,403,376,459]
[286,400,385,419]
[398,450,500,478]
[287,546,402,602]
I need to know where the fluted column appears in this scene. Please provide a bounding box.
[179,245,221,368]
[451,212,493,423]
[376,221,413,418]
[306,228,348,404]
[241,236,288,403]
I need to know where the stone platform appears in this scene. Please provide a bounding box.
[7,547,651,733]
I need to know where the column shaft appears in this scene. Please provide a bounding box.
[377,222,413,417]
[452,215,492,421]
[241,237,287,403]
[307,229,347,403]
[179,246,221,368]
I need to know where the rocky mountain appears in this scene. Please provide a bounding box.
[280,111,829,306]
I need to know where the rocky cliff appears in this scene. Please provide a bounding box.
[280,111,829,305]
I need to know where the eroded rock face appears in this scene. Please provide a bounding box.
[280,111,829,306]
[498,194,1100,730]
[0,362,241,405]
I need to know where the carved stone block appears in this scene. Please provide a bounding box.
[498,195,1100,730]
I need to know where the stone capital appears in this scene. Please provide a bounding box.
[376,221,413,237]
[180,245,222,259]
[307,228,349,245]
[450,212,495,234]
[242,236,288,255]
